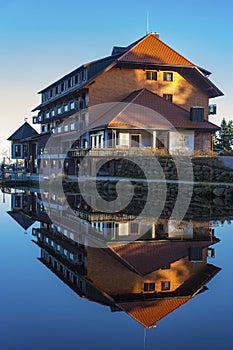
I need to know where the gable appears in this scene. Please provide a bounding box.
[7,122,38,141]
[118,33,194,66]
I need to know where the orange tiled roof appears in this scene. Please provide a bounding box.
[116,297,191,328]
[89,89,220,131]
[108,240,217,276]
[118,33,194,66]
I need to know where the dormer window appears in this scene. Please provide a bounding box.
[60,82,65,92]
[48,89,53,98]
[146,71,157,80]
[70,101,75,110]
[74,74,79,85]
[67,78,72,89]
[57,106,62,115]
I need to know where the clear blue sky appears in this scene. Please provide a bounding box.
[0,0,232,153]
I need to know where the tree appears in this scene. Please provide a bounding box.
[215,118,233,150]
[0,146,11,164]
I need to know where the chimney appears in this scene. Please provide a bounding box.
[153,32,160,39]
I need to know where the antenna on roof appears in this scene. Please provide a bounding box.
[146,11,150,34]
[144,328,147,349]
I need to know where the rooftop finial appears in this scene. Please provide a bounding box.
[24,117,28,122]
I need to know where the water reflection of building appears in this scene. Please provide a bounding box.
[6,188,50,231]
[4,188,221,328]
[33,225,220,328]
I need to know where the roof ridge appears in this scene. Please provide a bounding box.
[131,88,192,114]
[109,89,146,126]
[118,33,154,61]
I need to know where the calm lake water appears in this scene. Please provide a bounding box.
[0,187,232,350]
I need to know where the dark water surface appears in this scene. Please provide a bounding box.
[0,189,232,350]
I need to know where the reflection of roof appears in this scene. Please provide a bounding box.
[7,210,35,230]
[117,297,191,328]
[115,262,220,328]
[108,240,218,275]
[7,122,38,141]
[90,89,220,131]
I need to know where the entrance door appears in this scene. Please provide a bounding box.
[130,134,140,147]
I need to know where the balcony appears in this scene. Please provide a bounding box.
[68,147,152,158]
[38,147,68,159]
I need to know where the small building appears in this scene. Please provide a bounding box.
[7,121,39,173]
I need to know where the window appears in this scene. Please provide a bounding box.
[45,111,50,119]
[23,145,28,157]
[66,270,70,279]
[74,74,79,85]
[14,144,22,157]
[57,106,62,115]
[144,282,155,292]
[207,248,215,258]
[80,70,86,81]
[41,125,45,132]
[55,86,59,94]
[70,101,75,110]
[163,72,173,81]
[161,281,170,291]
[49,89,53,98]
[60,82,65,92]
[163,94,173,102]
[64,104,69,112]
[130,222,139,234]
[51,109,55,117]
[146,71,157,80]
[38,113,43,122]
[70,122,75,130]
[67,78,72,89]
[14,195,22,208]
[42,93,46,102]
[64,125,69,132]
[73,275,77,285]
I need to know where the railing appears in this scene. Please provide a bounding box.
[68,148,91,157]
[0,170,39,181]
[73,208,135,222]
[41,146,221,159]
[68,147,155,158]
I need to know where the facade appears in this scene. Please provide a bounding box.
[8,33,223,176]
